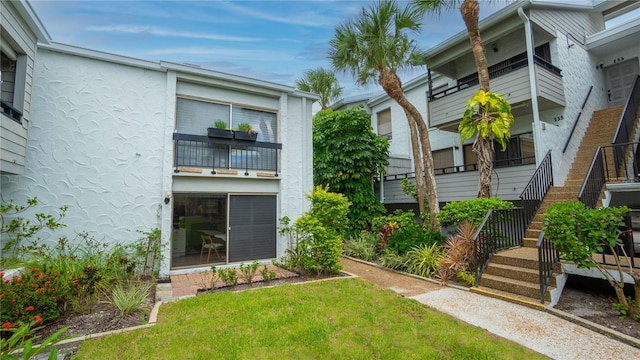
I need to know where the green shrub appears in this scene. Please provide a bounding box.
[218,268,239,286]
[1,321,68,360]
[239,261,260,285]
[371,209,416,233]
[279,186,350,275]
[437,198,513,227]
[379,250,408,272]
[405,243,444,278]
[259,266,277,282]
[0,268,69,326]
[342,233,378,261]
[109,282,150,316]
[386,224,445,255]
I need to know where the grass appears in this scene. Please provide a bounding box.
[74,279,546,360]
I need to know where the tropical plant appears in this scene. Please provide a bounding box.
[386,224,445,255]
[415,0,514,198]
[439,221,476,285]
[379,250,409,272]
[295,67,342,109]
[329,0,441,231]
[313,107,388,231]
[342,233,378,261]
[438,197,513,227]
[1,321,68,360]
[213,120,227,129]
[543,201,639,321]
[109,282,150,316]
[405,243,445,278]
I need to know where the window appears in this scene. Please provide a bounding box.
[1,34,24,123]
[433,148,454,174]
[463,132,535,170]
[377,109,392,140]
[176,97,277,142]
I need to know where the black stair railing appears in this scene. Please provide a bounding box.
[519,150,553,225]
[579,75,640,208]
[537,231,559,304]
[612,75,640,175]
[473,208,527,286]
[562,86,593,154]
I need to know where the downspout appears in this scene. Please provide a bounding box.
[518,7,543,164]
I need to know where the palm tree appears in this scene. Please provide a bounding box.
[416,0,496,198]
[295,68,343,110]
[329,0,440,230]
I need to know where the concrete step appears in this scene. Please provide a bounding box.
[491,247,539,270]
[484,262,556,287]
[478,273,549,301]
[470,286,546,309]
[522,237,539,247]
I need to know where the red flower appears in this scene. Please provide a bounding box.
[33,315,42,324]
[44,281,51,286]
[0,271,4,277]
[26,306,35,311]
[2,322,12,329]
[9,301,16,306]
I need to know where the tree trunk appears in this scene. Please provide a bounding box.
[406,111,426,217]
[461,0,493,198]
[379,69,440,230]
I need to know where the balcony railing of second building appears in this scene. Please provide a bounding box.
[173,133,282,175]
[429,53,562,101]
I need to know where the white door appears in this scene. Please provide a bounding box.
[605,59,639,107]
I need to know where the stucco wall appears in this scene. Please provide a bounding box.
[534,32,608,186]
[1,49,168,248]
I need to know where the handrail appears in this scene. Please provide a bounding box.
[473,207,527,286]
[519,150,553,225]
[612,76,640,175]
[562,86,593,154]
[536,231,559,304]
[577,146,604,208]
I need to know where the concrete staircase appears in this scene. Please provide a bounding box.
[472,106,624,307]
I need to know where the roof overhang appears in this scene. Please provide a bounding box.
[12,0,51,44]
[586,16,640,57]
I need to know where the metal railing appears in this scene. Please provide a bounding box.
[562,86,593,154]
[577,148,605,208]
[519,150,553,224]
[173,133,282,175]
[383,155,536,181]
[612,76,640,175]
[473,208,527,286]
[537,231,559,304]
[0,99,23,123]
[430,53,561,100]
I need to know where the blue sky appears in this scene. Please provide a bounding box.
[29,0,600,98]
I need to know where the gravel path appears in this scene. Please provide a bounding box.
[341,257,640,360]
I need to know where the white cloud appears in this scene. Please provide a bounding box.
[85,24,263,42]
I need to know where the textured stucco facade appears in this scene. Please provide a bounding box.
[1,44,315,276]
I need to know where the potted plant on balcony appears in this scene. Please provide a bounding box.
[234,122,258,141]
[207,120,233,139]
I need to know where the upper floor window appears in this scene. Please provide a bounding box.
[1,35,24,123]
[176,97,277,142]
[377,109,392,140]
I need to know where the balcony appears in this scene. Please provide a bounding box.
[173,133,282,176]
[429,54,564,131]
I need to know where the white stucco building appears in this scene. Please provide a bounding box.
[1,1,316,276]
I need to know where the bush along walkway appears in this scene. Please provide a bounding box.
[341,257,640,360]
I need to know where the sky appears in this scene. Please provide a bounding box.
[27,0,625,99]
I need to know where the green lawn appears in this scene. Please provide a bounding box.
[74,278,546,360]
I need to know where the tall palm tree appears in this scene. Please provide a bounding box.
[416,0,495,198]
[295,68,343,110]
[329,0,440,230]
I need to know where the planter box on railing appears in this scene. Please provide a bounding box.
[207,128,234,139]
[234,131,258,142]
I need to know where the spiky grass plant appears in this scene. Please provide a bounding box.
[109,282,150,316]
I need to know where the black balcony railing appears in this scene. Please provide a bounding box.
[0,99,23,123]
[429,52,562,101]
[173,133,282,175]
